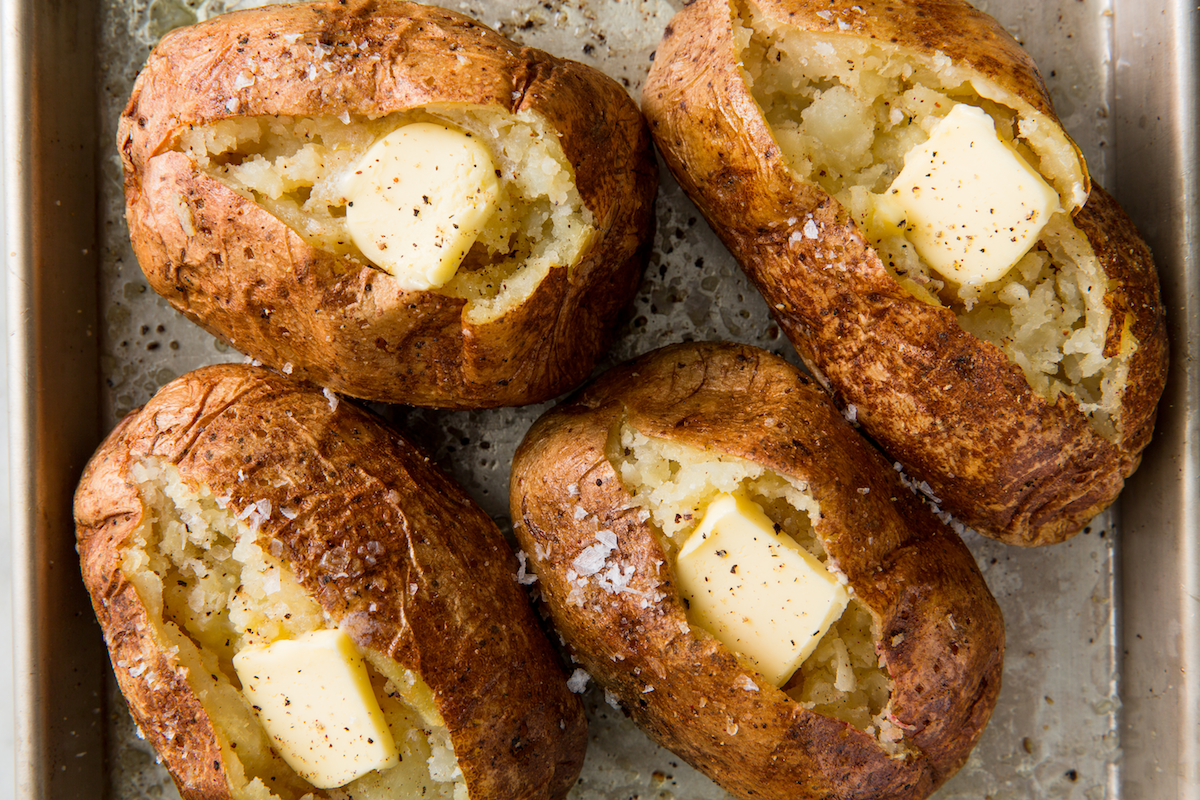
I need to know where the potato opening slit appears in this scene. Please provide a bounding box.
[121,458,467,800]
[733,0,1133,440]
[609,425,910,756]
[175,105,595,324]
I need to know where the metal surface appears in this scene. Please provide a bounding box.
[5,0,1196,798]
[1112,1,1200,797]
[3,1,105,798]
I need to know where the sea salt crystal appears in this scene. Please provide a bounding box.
[515,550,538,585]
[803,219,820,239]
[604,689,621,709]
[573,506,587,520]
[224,98,240,113]
[597,563,636,595]
[280,507,298,520]
[282,362,294,375]
[572,545,607,576]
[737,675,759,692]
[323,387,340,412]
[843,403,858,423]
[572,531,617,577]
[566,669,591,693]
[233,71,255,90]
[338,110,351,125]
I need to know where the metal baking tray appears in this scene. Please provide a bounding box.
[4,0,1196,798]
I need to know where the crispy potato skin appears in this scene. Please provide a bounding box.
[74,365,587,800]
[642,0,1167,546]
[120,0,656,409]
[510,342,1004,800]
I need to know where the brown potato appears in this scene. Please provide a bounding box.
[120,0,657,409]
[74,364,586,800]
[510,342,1004,800]
[642,0,1167,545]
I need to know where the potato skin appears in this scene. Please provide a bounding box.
[120,0,657,409]
[510,342,1004,800]
[74,365,587,800]
[641,0,1168,546]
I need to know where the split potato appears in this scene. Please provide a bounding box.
[642,0,1167,545]
[120,0,657,408]
[74,365,587,800]
[510,342,1005,800]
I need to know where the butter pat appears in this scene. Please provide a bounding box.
[233,629,399,788]
[341,122,500,290]
[874,103,1059,285]
[674,494,850,686]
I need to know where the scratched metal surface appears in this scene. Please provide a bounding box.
[88,1,1130,798]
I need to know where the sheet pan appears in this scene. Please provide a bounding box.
[3,0,1196,798]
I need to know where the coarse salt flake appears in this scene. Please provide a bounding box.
[566,669,591,693]
[803,219,820,239]
[323,387,340,412]
[515,550,538,586]
[572,544,610,576]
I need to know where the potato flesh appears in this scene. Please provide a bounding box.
[176,105,594,325]
[735,2,1131,439]
[121,458,463,800]
[611,425,908,755]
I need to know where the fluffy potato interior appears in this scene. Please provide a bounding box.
[120,458,467,800]
[610,425,910,756]
[733,1,1132,439]
[175,105,595,324]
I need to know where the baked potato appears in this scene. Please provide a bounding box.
[510,342,1005,800]
[74,365,587,800]
[120,0,657,409]
[642,0,1167,546]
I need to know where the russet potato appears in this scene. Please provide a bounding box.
[642,0,1167,545]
